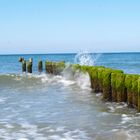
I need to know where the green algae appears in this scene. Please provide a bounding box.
[102,69,112,101]
[38,60,43,72]
[97,68,105,92]
[45,61,65,74]
[27,61,32,73]
[125,74,133,106]
[138,77,140,112]
[132,75,139,108]
[115,73,126,102]
[22,60,26,72]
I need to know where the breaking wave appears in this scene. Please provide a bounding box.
[74,51,101,66]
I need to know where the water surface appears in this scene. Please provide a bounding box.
[0,53,140,139]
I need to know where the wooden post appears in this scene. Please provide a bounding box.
[29,58,33,63]
[90,68,99,92]
[125,75,133,107]
[132,75,139,108]
[38,60,43,72]
[102,69,112,101]
[116,73,126,102]
[27,62,32,73]
[19,57,24,62]
[27,58,33,73]
[22,60,26,72]
[138,77,140,112]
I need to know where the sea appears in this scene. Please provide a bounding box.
[0,52,140,140]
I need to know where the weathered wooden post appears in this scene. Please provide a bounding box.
[111,70,124,102]
[45,61,53,74]
[115,73,126,102]
[111,73,118,102]
[97,67,105,92]
[138,77,140,112]
[22,60,26,72]
[90,68,99,92]
[125,74,132,106]
[102,69,112,101]
[19,57,24,62]
[27,58,33,73]
[132,75,139,108]
[38,60,43,72]
[29,58,33,63]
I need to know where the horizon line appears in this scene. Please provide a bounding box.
[0,51,140,55]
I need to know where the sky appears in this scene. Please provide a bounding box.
[0,0,140,54]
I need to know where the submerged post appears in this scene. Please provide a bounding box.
[22,60,26,72]
[27,58,33,73]
[19,57,24,62]
[38,60,43,72]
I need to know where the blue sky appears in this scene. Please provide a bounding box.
[0,0,140,54]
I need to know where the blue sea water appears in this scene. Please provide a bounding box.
[0,53,140,140]
[0,53,140,74]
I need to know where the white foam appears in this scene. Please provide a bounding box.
[108,106,115,113]
[74,71,91,90]
[18,138,29,140]
[48,135,64,140]
[0,97,7,103]
[121,114,133,124]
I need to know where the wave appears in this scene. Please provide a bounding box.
[0,70,91,90]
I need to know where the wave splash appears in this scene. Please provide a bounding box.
[74,50,101,66]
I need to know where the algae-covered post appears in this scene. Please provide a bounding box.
[90,67,99,92]
[125,75,133,107]
[111,73,118,102]
[102,69,112,101]
[138,78,140,112]
[38,60,43,72]
[19,57,24,62]
[132,75,139,108]
[45,61,65,75]
[97,67,105,92]
[22,60,26,72]
[115,73,126,102]
[27,58,33,73]
[29,58,33,63]
[45,61,53,74]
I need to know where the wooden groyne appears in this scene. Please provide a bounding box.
[18,58,140,112]
[72,64,140,112]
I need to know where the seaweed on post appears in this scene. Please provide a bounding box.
[102,69,112,101]
[90,67,99,92]
[22,60,26,72]
[132,75,139,108]
[45,61,53,74]
[97,67,105,92]
[125,74,133,106]
[27,61,32,73]
[111,70,124,102]
[115,73,126,102]
[138,77,140,112]
[38,60,43,72]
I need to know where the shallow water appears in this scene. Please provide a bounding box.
[0,53,140,139]
[0,72,140,140]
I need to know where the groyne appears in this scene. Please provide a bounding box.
[19,58,140,112]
